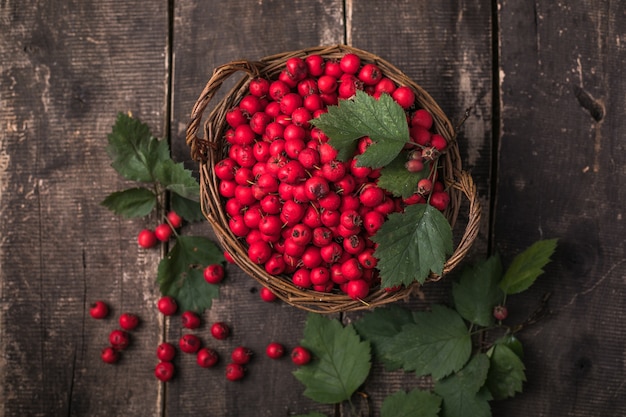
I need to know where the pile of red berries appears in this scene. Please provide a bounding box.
[90,301,140,364]
[214,53,450,300]
[137,211,183,248]
[92,297,311,382]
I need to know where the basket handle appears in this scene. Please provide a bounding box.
[186,60,263,162]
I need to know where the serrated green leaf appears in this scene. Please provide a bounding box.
[309,90,409,166]
[434,354,492,417]
[377,154,431,198]
[452,254,504,327]
[157,236,224,313]
[499,239,558,294]
[153,159,200,200]
[486,344,526,400]
[101,187,156,218]
[381,388,442,417]
[494,334,524,359]
[353,305,415,371]
[171,193,204,223]
[385,305,472,379]
[372,204,453,287]
[293,314,371,404]
[106,112,170,182]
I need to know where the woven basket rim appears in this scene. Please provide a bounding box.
[186,44,481,314]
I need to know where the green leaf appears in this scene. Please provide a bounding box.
[106,112,170,182]
[385,305,472,379]
[171,193,204,223]
[381,388,442,417]
[101,187,156,218]
[154,159,200,200]
[494,334,524,359]
[293,314,371,404]
[157,236,224,313]
[486,344,526,400]
[309,90,410,166]
[353,305,416,371]
[452,254,504,327]
[499,238,558,294]
[434,354,492,417]
[371,204,453,287]
[377,154,431,199]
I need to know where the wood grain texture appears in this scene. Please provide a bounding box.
[493,1,626,416]
[0,1,167,416]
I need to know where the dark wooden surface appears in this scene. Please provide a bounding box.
[1,1,624,416]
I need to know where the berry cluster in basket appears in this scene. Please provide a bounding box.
[215,53,449,300]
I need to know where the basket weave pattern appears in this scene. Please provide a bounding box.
[187,45,481,313]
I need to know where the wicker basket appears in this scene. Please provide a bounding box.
[186,44,481,314]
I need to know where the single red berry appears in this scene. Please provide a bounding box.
[429,191,450,211]
[345,279,370,300]
[493,305,509,321]
[157,296,178,316]
[179,334,202,354]
[119,313,139,331]
[391,86,416,109]
[154,223,173,242]
[411,109,434,130]
[137,229,158,248]
[265,342,285,359]
[260,287,277,302]
[225,362,246,381]
[203,263,225,284]
[157,342,176,362]
[210,322,230,340]
[109,329,130,350]
[339,53,361,74]
[196,347,220,368]
[224,251,235,264]
[101,346,120,364]
[181,311,201,329]
[89,300,109,319]
[155,361,175,382]
[291,346,312,366]
[167,211,183,229]
[231,346,253,365]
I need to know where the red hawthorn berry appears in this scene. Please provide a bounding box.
[265,342,285,359]
[231,346,253,365]
[493,305,508,321]
[203,264,225,284]
[157,342,176,362]
[157,296,178,316]
[225,362,246,381]
[89,300,109,319]
[210,322,230,340]
[137,229,158,248]
[101,346,120,364]
[118,313,140,331]
[179,334,202,354]
[291,346,312,366]
[155,361,175,382]
[197,347,219,368]
[154,223,173,242]
[167,211,183,229]
[181,311,201,329]
[260,287,277,302]
[109,329,130,350]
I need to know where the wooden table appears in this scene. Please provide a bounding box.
[2,1,624,416]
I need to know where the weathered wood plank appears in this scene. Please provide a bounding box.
[494,1,626,416]
[344,0,494,414]
[0,1,167,416]
[168,1,345,416]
